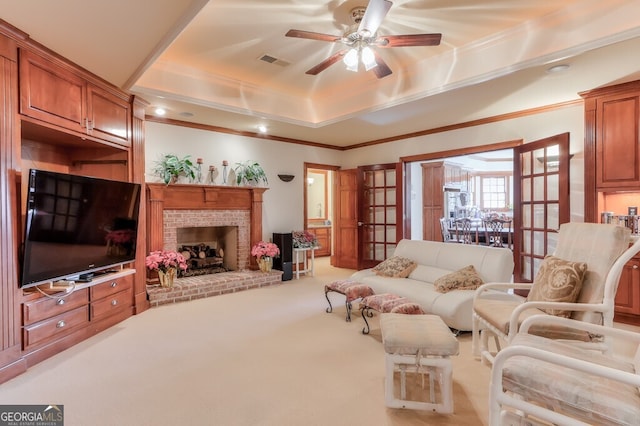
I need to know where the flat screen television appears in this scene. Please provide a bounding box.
[20,169,141,289]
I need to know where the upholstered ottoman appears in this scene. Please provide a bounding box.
[359,293,424,334]
[380,313,460,413]
[324,280,375,321]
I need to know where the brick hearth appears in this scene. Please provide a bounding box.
[147,269,283,307]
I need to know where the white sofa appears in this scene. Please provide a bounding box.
[349,239,514,332]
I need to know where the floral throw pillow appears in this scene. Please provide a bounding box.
[434,265,484,293]
[372,256,417,278]
[527,255,588,317]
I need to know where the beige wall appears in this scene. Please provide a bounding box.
[145,103,585,241]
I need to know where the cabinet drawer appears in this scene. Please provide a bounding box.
[90,276,132,300]
[90,287,132,320]
[23,288,89,326]
[23,306,89,349]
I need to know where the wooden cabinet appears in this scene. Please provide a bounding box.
[594,89,640,189]
[307,227,331,257]
[0,21,147,383]
[583,80,640,325]
[21,270,134,356]
[615,256,640,323]
[19,49,130,146]
[89,275,133,320]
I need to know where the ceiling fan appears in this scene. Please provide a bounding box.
[285,0,441,79]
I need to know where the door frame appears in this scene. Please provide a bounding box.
[401,140,523,238]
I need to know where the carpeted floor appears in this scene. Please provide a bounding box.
[0,258,493,425]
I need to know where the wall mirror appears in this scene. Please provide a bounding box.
[307,169,328,222]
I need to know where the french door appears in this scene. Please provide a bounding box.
[333,163,402,270]
[358,163,403,270]
[513,133,570,282]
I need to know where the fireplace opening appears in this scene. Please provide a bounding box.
[176,226,238,277]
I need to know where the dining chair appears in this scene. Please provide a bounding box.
[483,217,512,249]
[454,217,477,244]
[439,217,457,243]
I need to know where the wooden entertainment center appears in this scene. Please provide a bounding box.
[0,20,148,383]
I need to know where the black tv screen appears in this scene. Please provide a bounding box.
[20,169,141,289]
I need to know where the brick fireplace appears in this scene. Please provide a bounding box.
[145,183,282,305]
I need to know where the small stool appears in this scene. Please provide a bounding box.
[324,280,374,321]
[380,313,459,413]
[359,293,424,334]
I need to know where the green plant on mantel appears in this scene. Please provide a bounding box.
[234,161,268,186]
[153,154,197,185]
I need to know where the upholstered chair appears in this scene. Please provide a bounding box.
[489,315,640,425]
[472,222,640,364]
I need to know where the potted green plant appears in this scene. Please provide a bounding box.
[153,154,197,184]
[234,160,268,186]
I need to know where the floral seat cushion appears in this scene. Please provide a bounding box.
[361,293,424,314]
[325,280,374,303]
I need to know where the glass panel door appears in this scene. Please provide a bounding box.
[514,133,570,282]
[359,163,402,269]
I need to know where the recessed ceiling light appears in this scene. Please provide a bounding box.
[257,125,267,133]
[547,64,570,73]
[179,111,194,118]
[154,107,166,116]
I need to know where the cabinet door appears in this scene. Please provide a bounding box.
[615,257,640,315]
[596,92,640,189]
[19,49,86,133]
[87,84,130,146]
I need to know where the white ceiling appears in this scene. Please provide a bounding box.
[2,0,640,148]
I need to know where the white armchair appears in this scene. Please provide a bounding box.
[472,222,640,364]
[490,315,640,425]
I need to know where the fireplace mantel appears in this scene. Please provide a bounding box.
[146,183,267,269]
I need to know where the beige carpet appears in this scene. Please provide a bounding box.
[0,258,492,425]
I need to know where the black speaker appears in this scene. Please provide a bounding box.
[272,232,293,271]
[280,261,293,281]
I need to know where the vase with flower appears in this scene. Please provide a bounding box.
[145,250,188,288]
[251,241,280,272]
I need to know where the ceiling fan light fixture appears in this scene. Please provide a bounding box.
[343,48,359,71]
[361,46,377,71]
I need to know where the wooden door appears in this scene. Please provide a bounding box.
[359,163,402,270]
[513,133,570,282]
[332,169,358,269]
[421,162,445,241]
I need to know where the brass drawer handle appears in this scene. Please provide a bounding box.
[633,265,639,270]
[56,299,65,305]
[110,281,118,288]
[56,320,66,328]
[111,300,118,306]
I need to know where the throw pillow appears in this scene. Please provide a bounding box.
[527,255,588,317]
[372,256,417,278]
[434,265,484,293]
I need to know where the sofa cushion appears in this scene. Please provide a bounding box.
[527,255,587,317]
[373,256,417,278]
[433,265,484,293]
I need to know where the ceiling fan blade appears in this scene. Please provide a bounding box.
[377,33,442,47]
[372,51,392,79]
[285,29,342,43]
[306,50,348,75]
[358,0,393,37]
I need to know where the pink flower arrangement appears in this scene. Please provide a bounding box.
[251,241,280,259]
[145,250,188,272]
[292,230,318,248]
